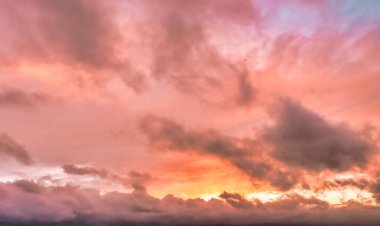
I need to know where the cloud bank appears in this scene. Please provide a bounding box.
[0,180,380,226]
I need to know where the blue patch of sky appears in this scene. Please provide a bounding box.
[253,0,380,38]
[338,0,380,29]
[331,0,380,43]
[253,0,321,37]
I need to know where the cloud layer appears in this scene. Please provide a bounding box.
[1,180,380,225]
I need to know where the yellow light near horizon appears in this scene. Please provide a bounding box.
[247,192,282,202]
[200,193,222,201]
[317,188,376,205]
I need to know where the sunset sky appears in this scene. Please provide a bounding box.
[0,0,380,225]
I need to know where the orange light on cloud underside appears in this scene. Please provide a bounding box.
[148,153,256,199]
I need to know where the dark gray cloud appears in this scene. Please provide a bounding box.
[145,0,259,103]
[0,87,49,108]
[266,193,329,210]
[36,0,117,67]
[0,0,261,107]
[1,180,380,225]
[147,0,258,95]
[322,178,370,191]
[236,71,255,106]
[370,175,380,203]
[13,180,45,194]
[219,191,254,209]
[139,115,251,157]
[0,0,147,91]
[0,134,32,165]
[270,170,299,191]
[63,164,108,178]
[0,0,117,67]
[0,0,257,98]
[62,164,151,192]
[265,98,374,172]
[139,115,298,190]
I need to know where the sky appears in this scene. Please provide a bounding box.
[0,0,380,225]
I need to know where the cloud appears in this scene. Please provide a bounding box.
[147,0,258,87]
[13,180,45,194]
[0,87,49,108]
[63,164,108,178]
[219,191,254,209]
[1,180,380,225]
[0,0,147,91]
[322,178,370,191]
[138,100,375,191]
[265,98,374,172]
[265,193,329,210]
[0,0,117,67]
[370,175,380,203]
[139,115,298,190]
[62,164,151,192]
[115,0,258,103]
[0,181,74,222]
[236,71,255,106]
[0,134,32,165]
[0,0,258,97]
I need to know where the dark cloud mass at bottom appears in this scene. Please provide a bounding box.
[0,180,379,226]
